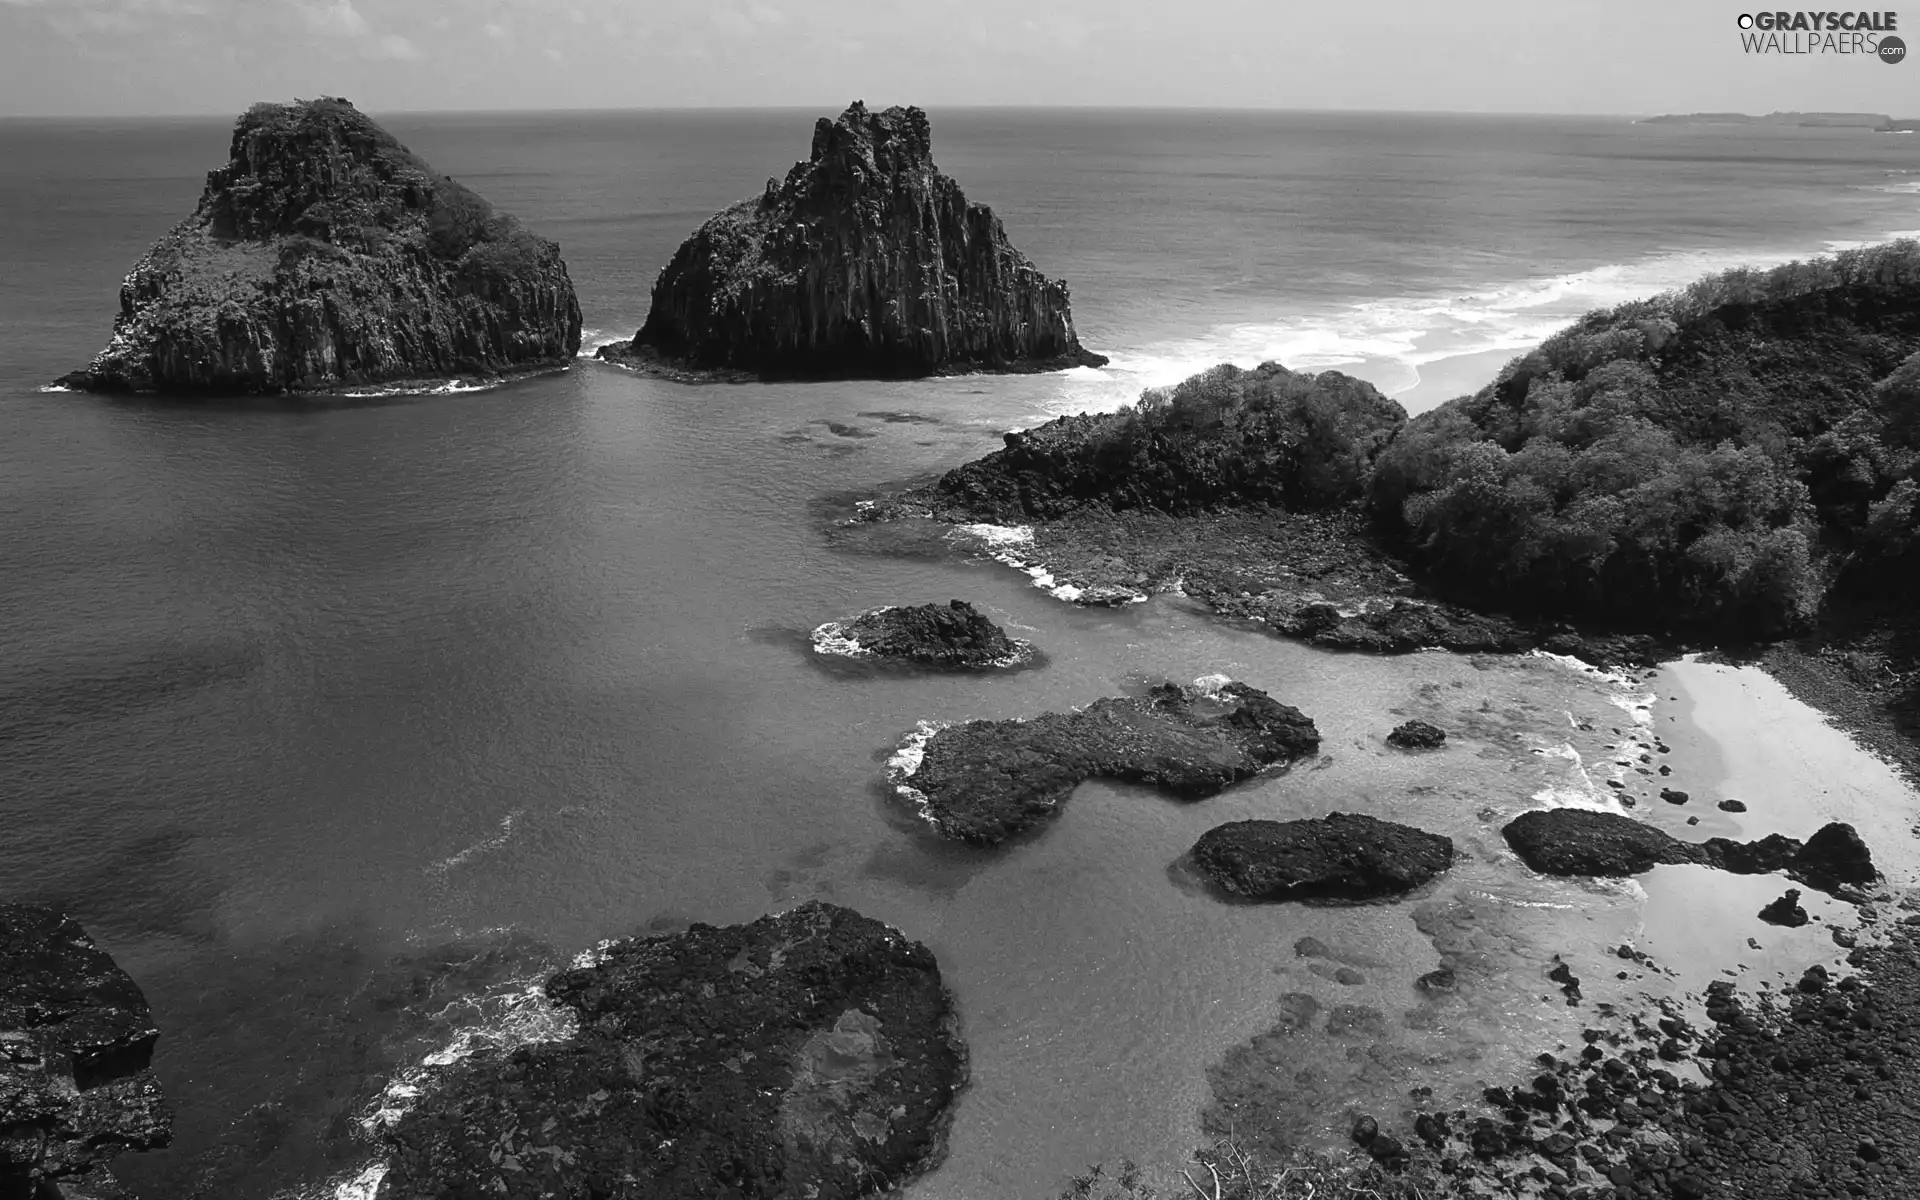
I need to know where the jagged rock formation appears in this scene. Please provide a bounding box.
[812,600,1030,668]
[1501,808,1876,896]
[57,97,581,395]
[599,101,1105,380]
[891,679,1321,846]
[1189,813,1455,902]
[376,903,963,1200]
[1,905,171,1197]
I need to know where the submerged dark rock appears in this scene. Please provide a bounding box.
[895,679,1320,846]
[816,600,1027,668]
[1,905,171,1196]
[57,98,581,395]
[377,902,963,1200]
[1188,813,1454,902]
[1502,808,1877,895]
[1386,720,1447,750]
[600,101,1103,380]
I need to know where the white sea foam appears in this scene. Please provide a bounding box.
[577,327,630,357]
[886,720,948,818]
[1037,234,1920,419]
[1528,649,1639,690]
[945,524,1147,606]
[954,522,1034,548]
[35,384,74,393]
[318,964,580,1200]
[810,619,871,658]
[1190,673,1234,696]
[427,811,525,874]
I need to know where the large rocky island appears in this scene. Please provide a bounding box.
[1,905,171,1199]
[598,101,1105,380]
[57,97,582,395]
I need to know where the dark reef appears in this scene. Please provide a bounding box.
[1386,719,1447,750]
[1188,813,1455,902]
[598,101,1104,380]
[1,905,171,1198]
[1501,808,1876,895]
[377,902,964,1200]
[57,97,581,395]
[816,600,1028,668]
[896,680,1320,846]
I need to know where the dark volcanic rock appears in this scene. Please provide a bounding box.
[377,902,963,1200]
[1188,813,1454,902]
[895,679,1320,846]
[1501,808,1693,876]
[58,98,581,395]
[1759,888,1811,927]
[817,600,1027,668]
[1502,809,1878,895]
[1,905,171,1195]
[601,101,1102,380]
[1385,719,1447,750]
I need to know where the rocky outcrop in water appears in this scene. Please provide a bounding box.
[57,98,581,395]
[598,101,1104,380]
[1501,808,1877,896]
[377,902,963,1200]
[1,905,171,1198]
[1188,813,1454,902]
[1386,720,1447,750]
[813,600,1028,668]
[894,679,1320,846]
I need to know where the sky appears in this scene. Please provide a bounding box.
[2,0,1918,117]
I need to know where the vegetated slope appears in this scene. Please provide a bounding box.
[1369,241,1920,637]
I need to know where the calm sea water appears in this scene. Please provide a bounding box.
[3,110,1919,1200]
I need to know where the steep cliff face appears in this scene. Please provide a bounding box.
[58,98,582,395]
[601,101,1105,379]
[1,905,171,1197]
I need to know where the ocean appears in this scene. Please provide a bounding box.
[2,108,1918,1199]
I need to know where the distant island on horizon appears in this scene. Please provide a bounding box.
[1641,110,1919,131]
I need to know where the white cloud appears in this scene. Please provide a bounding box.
[372,30,416,59]
[482,19,506,39]
[301,0,366,37]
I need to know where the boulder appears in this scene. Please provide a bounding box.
[895,679,1319,846]
[1759,889,1810,927]
[377,902,964,1200]
[1,905,171,1195]
[1188,813,1454,902]
[814,600,1027,667]
[1386,720,1447,750]
[601,102,1103,380]
[1502,809,1878,896]
[58,98,581,395]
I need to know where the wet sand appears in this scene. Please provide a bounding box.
[1391,347,1515,414]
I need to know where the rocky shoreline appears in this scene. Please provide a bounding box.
[1,906,172,1200]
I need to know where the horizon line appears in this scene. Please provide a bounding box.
[0,102,1680,123]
